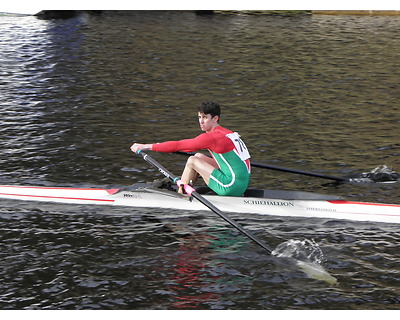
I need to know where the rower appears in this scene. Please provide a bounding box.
[130,101,251,196]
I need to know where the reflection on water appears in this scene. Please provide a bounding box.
[0,11,400,309]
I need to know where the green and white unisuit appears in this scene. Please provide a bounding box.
[152,126,251,196]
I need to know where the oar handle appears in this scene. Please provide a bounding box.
[137,150,272,254]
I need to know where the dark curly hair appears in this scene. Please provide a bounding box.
[197,101,221,119]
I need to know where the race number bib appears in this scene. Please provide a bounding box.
[226,132,251,161]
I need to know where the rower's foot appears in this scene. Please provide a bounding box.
[152,177,172,190]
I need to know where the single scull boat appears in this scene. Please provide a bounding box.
[0,183,399,224]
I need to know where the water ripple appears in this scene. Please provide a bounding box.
[1,11,400,309]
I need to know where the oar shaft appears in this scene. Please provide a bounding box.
[137,151,272,254]
[190,191,272,253]
[250,161,347,182]
[139,150,178,181]
[175,151,347,182]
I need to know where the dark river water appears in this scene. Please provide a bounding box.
[1,11,400,310]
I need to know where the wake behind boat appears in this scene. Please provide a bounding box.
[1,182,399,224]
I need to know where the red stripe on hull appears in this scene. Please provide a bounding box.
[0,192,115,203]
[328,200,400,208]
[0,185,112,191]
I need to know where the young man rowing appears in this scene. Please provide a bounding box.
[130,101,251,196]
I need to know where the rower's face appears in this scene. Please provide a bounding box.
[198,112,219,133]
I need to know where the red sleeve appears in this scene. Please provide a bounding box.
[152,133,215,153]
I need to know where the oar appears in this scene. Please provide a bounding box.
[137,150,272,253]
[175,151,348,183]
[136,151,337,285]
[250,161,348,182]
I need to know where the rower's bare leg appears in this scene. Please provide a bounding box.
[179,153,218,193]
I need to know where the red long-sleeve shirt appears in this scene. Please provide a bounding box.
[152,126,235,154]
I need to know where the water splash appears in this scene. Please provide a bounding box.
[350,165,400,183]
[272,239,324,264]
[272,239,338,285]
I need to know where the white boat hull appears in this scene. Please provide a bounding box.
[0,184,399,224]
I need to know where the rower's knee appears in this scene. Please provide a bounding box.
[192,153,209,164]
[186,154,206,170]
[194,153,207,159]
[186,155,198,168]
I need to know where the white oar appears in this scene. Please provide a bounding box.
[136,151,337,285]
